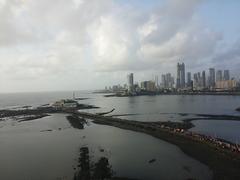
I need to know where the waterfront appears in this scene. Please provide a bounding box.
[1,91,240,144]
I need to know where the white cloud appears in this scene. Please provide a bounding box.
[0,0,237,92]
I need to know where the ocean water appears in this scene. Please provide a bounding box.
[1,91,239,117]
[0,91,240,179]
[0,114,212,180]
[1,91,240,142]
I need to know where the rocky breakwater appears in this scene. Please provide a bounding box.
[0,100,98,123]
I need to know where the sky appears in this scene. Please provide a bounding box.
[0,0,240,93]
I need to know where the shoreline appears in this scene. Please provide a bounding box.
[102,91,240,97]
[75,111,240,180]
[1,103,240,179]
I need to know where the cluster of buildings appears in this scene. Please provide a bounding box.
[176,63,237,91]
[104,62,239,95]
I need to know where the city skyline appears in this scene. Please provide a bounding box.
[0,0,240,93]
[106,62,239,93]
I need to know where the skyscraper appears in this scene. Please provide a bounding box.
[202,71,206,88]
[154,75,159,87]
[224,70,230,80]
[166,73,173,88]
[127,73,134,92]
[187,72,191,87]
[177,62,185,89]
[216,70,223,81]
[161,74,166,88]
[193,73,198,89]
[209,68,215,88]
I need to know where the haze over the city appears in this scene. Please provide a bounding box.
[0,0,240,93]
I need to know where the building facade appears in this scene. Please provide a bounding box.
[215,80,237,90]
[209,68,215,88]
[127,73,134,92]
[216,70,223,82]
[176,63,185,89]
[187,72,192,87]
[223,70,230,80]
[141,81,156,92]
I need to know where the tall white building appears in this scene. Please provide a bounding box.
[127,73,134,92]
[176,62,185,89]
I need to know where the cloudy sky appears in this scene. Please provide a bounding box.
[0,0,240,92]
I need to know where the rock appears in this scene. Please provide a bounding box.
[100,149,104,152]
[40,129,53,132]
[148,159,156,163]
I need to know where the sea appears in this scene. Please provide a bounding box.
[0,90,240,179]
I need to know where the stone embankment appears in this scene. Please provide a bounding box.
[0,104,97,122]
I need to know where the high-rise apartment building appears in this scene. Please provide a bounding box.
[140,81,156,92]
[161,73,174,89]
[187,72,192,87]
[224,70,230,80]
[161,75,166,88]
[209,68,215,88]
[166,73,174,88]
[127,73,134,92]
[202,71,206,88]
[154,75,159,87]
[176,63,185,89]
[216,70,223,81]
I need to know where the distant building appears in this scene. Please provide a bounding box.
[154,75,159,87]
[127,73,134,92]
[187,72,191,87]
[193,71,206,90]
[209,68,215,88]
[223,70,230,80]
[166,73,174,88]
[215,80,237,91]
[134,84,141,92]
[52,99,78,109]
[161,73,174,89]
[161,74,166,88]
[202,71,206,88]
[141,81,156,92]
[176,62,185,89]
[193,73,199,90]
[112,85,124,92]
[216,70,223,81]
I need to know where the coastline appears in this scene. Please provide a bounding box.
[102,91,240,97]
[75,111,240,180]
[1,103,240,179]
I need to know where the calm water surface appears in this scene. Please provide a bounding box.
[0,114,212,180]
[191,120,240,143]
[0,91,240,143]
